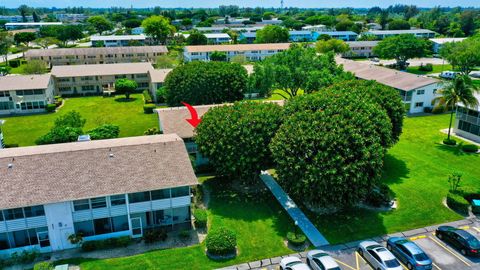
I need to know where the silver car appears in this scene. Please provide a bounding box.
[279,256,310,270]
[306,250,341,270]
[358,241,403,270]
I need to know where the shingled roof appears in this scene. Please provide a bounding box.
[0,134,197,210]
[25,46,168,58]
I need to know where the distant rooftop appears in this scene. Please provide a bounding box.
[0,74,51,92]
[184,43,291,53]
[91,34,146,41]
[430,38,466,44]
[149,69,172,83]
[25,45,168,57]
[367,29,436,35]
[5,22,62,26]
[51,62,154,77]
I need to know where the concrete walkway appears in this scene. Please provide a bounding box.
[260,171,329,247]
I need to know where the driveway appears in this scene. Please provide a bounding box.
[357,57,447,67]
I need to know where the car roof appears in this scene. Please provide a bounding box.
[317,255,339,268]
[455,229,476,240]
[376,247,396,260]
[400,241,424,255]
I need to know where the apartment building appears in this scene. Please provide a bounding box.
[430,38,466,54]
[364,29,436,39]
[194,26,264,33]
[337,58,442,114]
[181,33,232,44]
[0,120,4,149]
[0,134,197,257]
[342,41,379,58]
[148,69,172,103]
[91,35,147,47]
[55,13,89,22]
[0,74,55,115]
[183,43,291,62]
[51,63,153,96]
[0,15,33,23]
[25,46,168,67]
[5,22,62,30]
[454,94,480,143]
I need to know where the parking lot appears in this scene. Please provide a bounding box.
[222,219,480,270]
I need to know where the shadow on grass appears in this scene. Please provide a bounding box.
[381,153,409,186]
[434,141,468,157]
[115,97,137,102]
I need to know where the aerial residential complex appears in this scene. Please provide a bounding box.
[4,22,62,30]
[183,43,291,62]
[454,93,480,143]
[337,58,442,114]
[0,134,197,257]
[25,46,168,67]
[91,35,147,47]
[342,41,379,58]
[364,29,436,39]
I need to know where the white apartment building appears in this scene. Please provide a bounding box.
[181,33,232,44]
[0,75,55,115]
[91,35,147,47]
[0,134,197,257]
[342,41,379,58]
[183,43,291,62]
[365,29,436,39]
[430,38,466,54]
[5,22,62,30]
[454,93,480,143]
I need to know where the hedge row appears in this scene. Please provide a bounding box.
[286,231,307,247]
[193,208,208,229]
[81,236,131,252]
[446,191,470,215]
[143,90,154,104]
[206,227,236,256]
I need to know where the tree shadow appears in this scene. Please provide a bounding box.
[115,97,137,103]
[381,153,410,186]
[434,141,467,157]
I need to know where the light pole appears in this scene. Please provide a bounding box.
[294,220,299,238]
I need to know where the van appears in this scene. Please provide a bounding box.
[440,71,459,79]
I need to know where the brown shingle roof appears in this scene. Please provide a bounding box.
[184,43,291,53]
[0,134,198,209]
[156,100,285,139]
[0,74,51,92]
[25,46,168,58]
[51,62,154,77]
[337,58,440,91]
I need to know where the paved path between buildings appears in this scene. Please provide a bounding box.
[259,171,329,248]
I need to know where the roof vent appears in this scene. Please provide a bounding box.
[7,163,13,169]
[109,153,114,158]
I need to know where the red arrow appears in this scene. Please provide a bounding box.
[181,102,201,128]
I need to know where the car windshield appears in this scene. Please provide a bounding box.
[328,268,341,270]
[414,253,429,261]
[286,261,302,267]
[385,259,400,268]
[467,237,480,249]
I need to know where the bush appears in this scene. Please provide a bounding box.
[143,104,156,114]
[81,240,97,252]
[432,105,446,114]
[144,127,161,135]
[87,124,120,140]
[423,107,433,113]
[11,250,39,264]
[179,230,191,240]
[193,208,208,229]
[418,63,433,72]
[446,191,470,215]
[8,59,20,68]
[286,231,307,247]
[143,90,154,104]
[206,227,237,256]
[143,228,167,244]
[461,186,480,202]
[443,138,457,146]
[81,236,132,252]
[55,97,63,107]
[156,87,167,103]
[45,103,56,112]
[34,261,54,270]
[365,184,393,207]
[462,144,478,153]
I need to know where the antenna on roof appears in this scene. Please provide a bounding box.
[7,163,13,169]
[154,149,156,153]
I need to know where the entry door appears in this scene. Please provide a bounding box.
[131,218,143,238]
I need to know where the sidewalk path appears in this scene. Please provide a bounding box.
[260,171,329,247]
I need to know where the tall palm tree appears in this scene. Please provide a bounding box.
[433,75,479,140]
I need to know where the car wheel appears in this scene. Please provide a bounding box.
[386,244,392,251]
[407,262,413,270]
[280,267,284,270]
[461,249,467,256]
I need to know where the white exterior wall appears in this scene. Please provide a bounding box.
[44,202,76,252]
[184,49,285,62]
[407,83,440,114]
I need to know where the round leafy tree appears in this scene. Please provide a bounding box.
[206,227,237,256]
[271,91,391,207]
[164,61,247,106]
[195,101,283,182]
[115,79,138,100]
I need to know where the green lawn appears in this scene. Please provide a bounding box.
[406,64,452,75]
[1,94,158,146]
[61,177,292,270]
[309,114,478,244]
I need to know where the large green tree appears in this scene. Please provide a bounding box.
[0,32,13,64]
[440,38,480,76]
[164,61,247,106]
[255,25,289,44]
[142,15,175,45]
[270,89,392,207]
[195,101,283,182]
[87,16,113,35]
[186,30,207,45]
[249,44,352,99]
[315,39,350,54]
[433,76,479,140]
[115,79,138,100]
[14,32,36,46]
[373,34,430,70]
[36,111,86,145]
[387,19,411,30]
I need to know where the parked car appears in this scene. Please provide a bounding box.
[358,241,402,270]
[280,256,310,270]
[386,237,432,270]
[306,250,341,270]
[440,71,459,79]
[435,226,480,257]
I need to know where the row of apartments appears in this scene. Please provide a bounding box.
[364,29,436,39]
[24,46,168,67]
[90,35,147,47]
[0,134,197,257]
[183,43,291,62]
[5,22,63,30]
[239,30,358,43]
[454,93,480,143]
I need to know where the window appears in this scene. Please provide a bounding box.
[0,92,10,97]
[171,186,189,197]
[417,89,425,95]
[57,78,70,82]
[73,199,90,211]
[138,82,149,88]
[24,205,45,218]
[151,189,170,200]
[0,101,14,111]
[87,55,96,59]
[90,197,107,209]
[136,74,148,78]
[93,218,112,235]
[0,233,9,250]
[111,215,129,232]
[415,102,424,108]
[0,211,3,222]
[12,230,29,248]
[74,220,94,236]
[110,195,126,206]
[59,87,71,92]
[115,75,127,79]
[4,208,24,220]
[433,89,438,94]
[128,192,151,203]
[80,76,93,81]
[81,85,95,91]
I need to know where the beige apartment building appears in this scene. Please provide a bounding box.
[51,63,154,96]
[25,46,168,67]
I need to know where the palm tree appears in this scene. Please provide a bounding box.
[433,75,479,140]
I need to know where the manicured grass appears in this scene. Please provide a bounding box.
[309,114,478,244]
[2,94,158,146]
[406,64,452,75]
[61,177,292,270]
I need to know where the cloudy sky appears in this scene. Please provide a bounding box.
[2,0,479,8]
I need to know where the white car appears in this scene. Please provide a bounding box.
[306,250,341,270]
[440,71,459,79]
[280,256,310,270]
[358,241,402,270]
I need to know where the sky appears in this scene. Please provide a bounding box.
[1,0,480,9]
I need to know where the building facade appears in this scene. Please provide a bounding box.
[0,75,55,115]
[430,38,466,54]
[0,135,198,257]
[342,41,379,58]
[181,33,232,44]
[365,29,436,39]
[183,43,291,62]
[5,22,62,30]
[91,35,146,47]
[0,120,4,149]
[454,95,480,143]
[25,46,168,67]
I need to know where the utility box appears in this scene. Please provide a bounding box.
[472,199,480,214]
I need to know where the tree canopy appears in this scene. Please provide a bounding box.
[440,38,480,75]
[186,30,207,45]
[315,39,350,54]
[387,19,411,30]
[142,15,175,45]
[373,34,430,70]
[195,101,283,182]
[14,32,36,46]
[255,25,289,44]
[164,61,247,106]
[115,79,138,100]
[87,16,113,35]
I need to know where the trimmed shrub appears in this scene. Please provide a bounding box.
[143,104,156,114]
[179,230,191,240]
[460,186,480,203]
[418,63,433,72]
[443,138,457,146]
[446,191,470,215]
[206,227,237,256]
[81,236,132,252]
[156,87,167,103]
[55,97,63,107]
[432,105,446,114]
[33,261,54,270]
[143,90,154,104]
[87,124,120,140]
[462,144,478,153]
[81,241,97,252]
[286,231,307,247]
[11,250,39,264]
[45,104,56,112]
[144,127,161,135]
[423,107,433,113]
[8,59,20,68]
[193,208,208,229]
[143,228,167,244]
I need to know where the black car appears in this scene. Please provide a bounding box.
[435,226,480,257]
